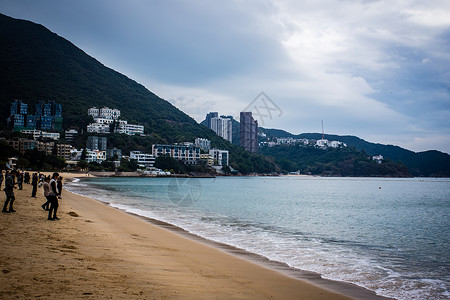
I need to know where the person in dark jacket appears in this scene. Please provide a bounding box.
[31,173,38,198]
[17,171,23,190]
[57,176,63,199]
[2,170,17,213]
[0,170,4,190]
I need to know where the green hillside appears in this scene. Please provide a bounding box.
[259,145,410,177]
[0,13,275,174]
[260,129,450,177]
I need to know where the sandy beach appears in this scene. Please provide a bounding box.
[0,173,382,299]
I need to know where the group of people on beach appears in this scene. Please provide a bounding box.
[1,169,63,221]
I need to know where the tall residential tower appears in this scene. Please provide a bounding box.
[240,112,258,152]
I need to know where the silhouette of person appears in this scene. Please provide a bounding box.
[57,176,63,199]
[2,170,17,213]
[17,171,23,190]
[31,173,38,198]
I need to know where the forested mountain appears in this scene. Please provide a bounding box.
[259,144,410,177]
[260,130,450,177]
[2,13,447,177]
[0,13,276,174]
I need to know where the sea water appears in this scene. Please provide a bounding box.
[65,176,450,300]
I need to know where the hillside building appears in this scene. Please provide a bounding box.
[130,151,155,168]
[152,144,201,164]
[64,129,78,142]
[9,99,63,131]
[210,117,232,142]
[107,148,122,160]
[205,112,219,129]
[209,149,229,166]
[87,106,143,135]
[88,107,120,120]
[240,112,258,152]
[86,136,107,151]
[21,129,60,140]
[85,150,107,163]
[195,138,211,151]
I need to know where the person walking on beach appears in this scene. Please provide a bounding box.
[57,176,63,199]
[0,170,3,190]
[2,170,17,213]
[41,176,51,211]
[17,171,23,190]
[31,173,38,198]
[47,173,60,220]
[24,172,30,184]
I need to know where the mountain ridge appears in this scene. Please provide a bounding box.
[259,129,450,177]
[0,13,276,174]
[2,13,448,176]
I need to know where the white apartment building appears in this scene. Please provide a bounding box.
[195,138,211,151]
[87,106,144,135]
[93,118,115,125]
[21,129,60,140]
[88,107,120,120]
[372,155,384,164]
[330,141,346,148]
[316,139,346,148]
[87,122,110,134]
[116,121,144,135]
[209,149,229,166]
[316,139,329,148]
[152,144,201,163]
[88,107,100,117]
[130,151,155,167]
[210,117,232,142]
[85,150,107,163]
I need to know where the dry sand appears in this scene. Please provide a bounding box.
[0,173,381,299]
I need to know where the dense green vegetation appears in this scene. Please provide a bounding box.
[260,130,450,177]
[0,13,276,174]
[260,145,410,176]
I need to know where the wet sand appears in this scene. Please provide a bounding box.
[0,173,386,299]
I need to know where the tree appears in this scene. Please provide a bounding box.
[154,156,183,173]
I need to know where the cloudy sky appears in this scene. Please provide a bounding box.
[1,1,449,153]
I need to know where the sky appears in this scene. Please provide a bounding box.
[1,0,450,153]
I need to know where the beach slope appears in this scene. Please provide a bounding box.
[0,178,354,299]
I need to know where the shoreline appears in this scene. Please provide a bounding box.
[1,173,391,299]
[125,210,391,300]
[67,175,391,300]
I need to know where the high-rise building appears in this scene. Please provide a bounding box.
[9,100,63,131]
[10,99,28,115]
[35,100,63,130]
[86,136,107,151]
[205,112,218,129]
[210,117,232,142]
[240,112,258,152]
[10,100,30,130]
